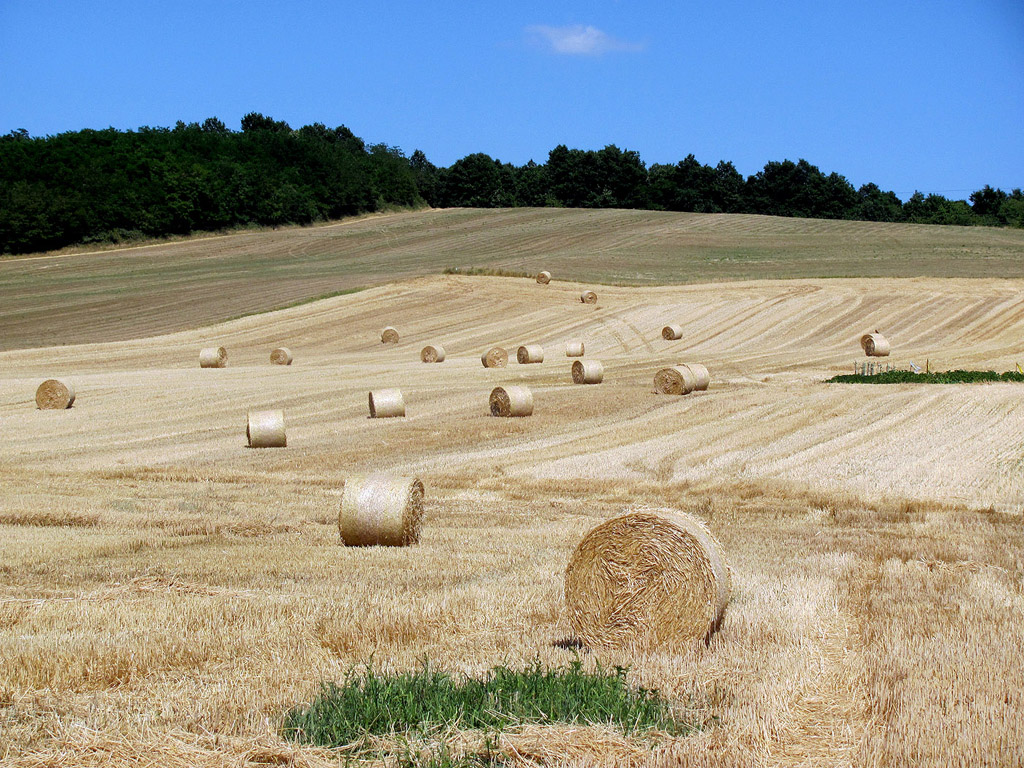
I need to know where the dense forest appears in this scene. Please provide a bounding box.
[1,114,1021,254]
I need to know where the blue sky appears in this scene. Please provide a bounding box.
[1,0,1021,201]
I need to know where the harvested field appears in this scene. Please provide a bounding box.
[2,219,1024,765]
[3,207,1024,351]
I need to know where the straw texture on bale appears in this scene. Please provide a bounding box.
[580,290,598,304]
[246,410,286,448]
[654,365,696,395]
[681,363,710,391]
[564,508,731,650]
[338,474,424,546]
[536,270,552,284]
[572,360,604,385]
[368,389,405,418]
[489,385,534,417]
[517,344,544,364]
[199,347,227,368]
[381,327,400,344]
[270,347,293,366]
[662,325,684,340]
[861,332,891,357]
[420,344,446,363]
[565,340,585,357]
[481,347,509,368]
[35,379,75,410]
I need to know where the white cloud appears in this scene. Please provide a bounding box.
[526,24,644,56]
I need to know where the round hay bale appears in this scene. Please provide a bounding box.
[662,324,683,340]
[199,346,227,368]
[381,327,400,344]
[420,344,446,363]
[564,508,731,650]
[369,388,405,418]
[35,379,75,410]
[861,333,891,357]
[270,347,293,366]
[580,290,598,304]
[565,340,585,357]
[246,410,286,448]
[481,347,509,368]
[681,363,710,391]
[339,474,424,547]
[572,360,604,385]
[489,385,533,417]
[517,344,544,364]
[536,270,552,285]
[654,365,696,395]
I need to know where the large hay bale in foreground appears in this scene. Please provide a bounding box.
[536,271,552,285]
[369,389,405,418]
[517,344,544,364]
[681,363,710,391]
[654,365,696,395]
[489,385,533,417]
[35,379,75,410]
[861,332,891,357]
[572,360,604,384]
[420,344,446,363]
[270,347,293,365]
[247,410,286,448]
[565,340,585,357]
[381,327,400,344]
[481,347,509,368]
[339,474,424,546]
[662,324,683,340]
[580,290,598,304]
[564,509,731,650]
[199,346,227,368]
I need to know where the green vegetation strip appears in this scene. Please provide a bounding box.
[827,369,1024,384]
[443,266,533,278]
[284,661,690,753]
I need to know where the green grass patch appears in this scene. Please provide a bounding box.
[827,369,1024,384]
[283,660,692,756]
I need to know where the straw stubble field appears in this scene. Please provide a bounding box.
[2,246,1024,764]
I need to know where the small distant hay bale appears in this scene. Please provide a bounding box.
[339,473,424,547]
[654,365,696,395]
[564,508,731,650]
[861,333,890,357]
[270,347,293,365]
[199,346,227,368]
[381,327,400,344]
[481,347,508,368]
[580,290,598,304]
[536,271,552,285]
[681,363,710,391]
[517,344,544,364]
[572,360,604,384]
[565,340,585,357]
[420,344,446,363]
[662,324,683,340]
[490,385,533,417]
[246,410,286,448]
[369,388,405,418]
[35,379,75,410]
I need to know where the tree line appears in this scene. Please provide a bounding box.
[1,114,1021,255]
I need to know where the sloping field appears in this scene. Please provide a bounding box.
[3,207,1024,350]
[2,273,1024,766]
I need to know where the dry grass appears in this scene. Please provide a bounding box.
[2,268,1024,764]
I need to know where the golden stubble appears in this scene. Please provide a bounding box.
[1,275,1024,765]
